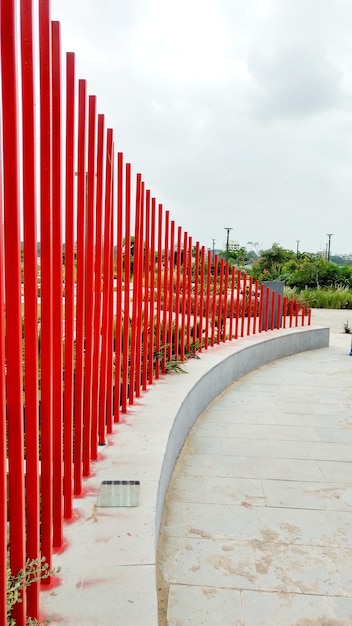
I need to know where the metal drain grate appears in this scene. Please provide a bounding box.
[96,480,140,507]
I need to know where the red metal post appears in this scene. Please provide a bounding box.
[73,80,87,495]
[308,308,312,325]
[211,255,218,347]
[20,0,40,615]
[252,280,259,335]
[99,129,114,441]
[82,95,97,475]
[198,246,205,350]
[235,270,241,339]
[134,179,145,397]
[114,152,124,417]
[154,204,163,378]
[258,284,264,334]
[186,237,193,354]
[301,305,305,326]
[148,198,156,384]
[271,290,275,330]
[129,174,142,401]
[282,296,287,329]
[39,0,54,575]
[229,266,235,340]
[174,227,182,359]
[51,20,63,546]
[1,0,26,619]
[247,276,253,335]
[161,211,169,372]
[277,293,282,329]
[289,299,294,327]
[180,232,188,360]
[105,169,115,433]
[142,190,151,391]
[222,261,229,342]
[204,250,212,349]
[91,114,105,458]
[168,221,175,363]
[264,287,270,331]
[241,272,247,337]
[63,53,75,512]
[295,301,299,327]
[121,163,131,410]
[193,243,200,348]
[217,258,224,344]
[0,157,6,625]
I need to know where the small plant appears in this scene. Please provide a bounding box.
[343,320,351,334]
[7,556,57,625]
[165,358,187,374]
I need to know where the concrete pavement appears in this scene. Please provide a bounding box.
[158,310,352,625]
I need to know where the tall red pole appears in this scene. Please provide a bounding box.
[186,237,193,354]
[204,250,212,350]
[63,53,75,514]
[222,261,229,342]
[247,276,253,335]
[253,280,259,334]
[193,243,200,348]
[106,169,115,433]
[51,20,63,546]
[129,174,142,402]
[114,152,124,418]
[20,0,40,616]
[1,0,26,620]
[198,246,205,350]
[99,129,114,441]
[154,204,163,378]
[39,0,54,577]
[217,258,224,344]
[91,114,105,459]
[73,80,87,495]
[180,233,188,360]
[148,198,156,384]
[83,95,97,475]
[121,163,131,409]
[174,227,182,359]
[162,211,169,373]
[168,221,175,363]
[235,270,241,339]
[142,190,151,391]
[241,272,247,337]
[229,266,235,340]
[135,181,145,397]
[211,255,218,347]
[0,154,6,625]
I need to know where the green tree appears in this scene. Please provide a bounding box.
[249,243,295,281]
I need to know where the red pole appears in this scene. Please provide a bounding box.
[91,114,105,458]
[1,0,26,619]
[270,290,275,330]
[289,299,294,327]
[73,80,87,495]
[105,170,115,434]
[204,250,211,349]
[211,255,218,347]
[113,152,124,418]
[20,0,40,615]
[129,174,142,401]
[229,266,235,340]
[193,242,200,348]
[0,158,6,626]
[99,129,114,441]
[282,296,287,329]
[161,211,169,373]
[222,261,229,342]
[277,293,282,329]
[142,190,151,391]
[134,180,145,397]
[148,198,156,384]
[247,276,253,335]
[217,258,224,344]
[235,270,241,339]
[82,95,97,475]
[295,301,299,327]
[301,305,305,326]
[154,204,163,378]
[186,236,193,354]
[63,53,75,512]
[198,246,205,351]
[264,287,270,331]
[51,21,63,545]
[252,280,259,335]
[241,272,247,337]
[39,0,54,576]
[174,227,182,359]
[168,221,175,363]
[121,163,131,410]
[308,308,312,325]
[180,233,188,360]
[258,284,264,333]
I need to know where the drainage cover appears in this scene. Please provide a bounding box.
[96,480,140,507]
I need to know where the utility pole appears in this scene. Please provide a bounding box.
[212,238,216,261]
[326,233,333,262]
[296,240,300,257]
[224,227,233,262]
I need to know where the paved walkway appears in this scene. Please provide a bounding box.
[157,310,352,625]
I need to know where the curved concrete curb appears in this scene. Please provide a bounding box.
[41,325,329,626]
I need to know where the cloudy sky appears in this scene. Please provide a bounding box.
[51,0,352,256]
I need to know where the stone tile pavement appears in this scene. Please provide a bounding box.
[158,310,352,625]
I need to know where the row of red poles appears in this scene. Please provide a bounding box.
[0,1,311,624]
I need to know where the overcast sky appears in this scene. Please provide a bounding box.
[51,0,352,256]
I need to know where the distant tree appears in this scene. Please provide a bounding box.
[249,243,295,281]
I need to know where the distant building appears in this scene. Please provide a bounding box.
[223,239,240,251]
